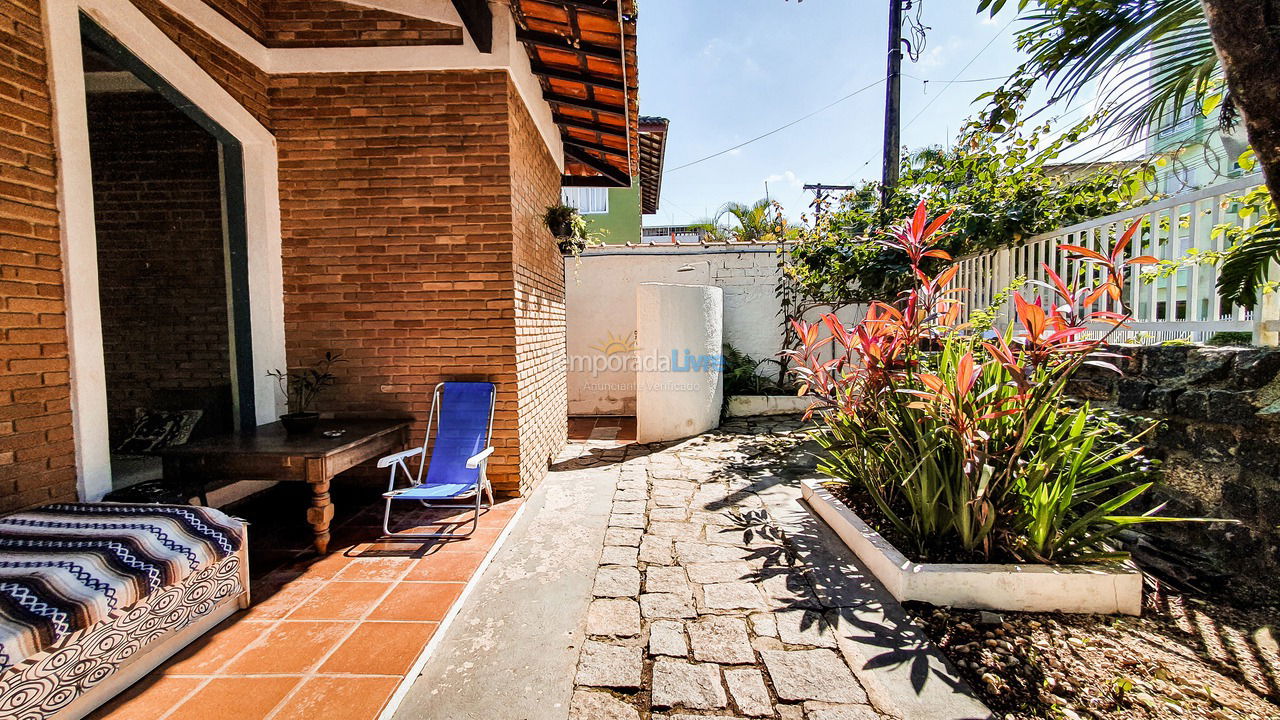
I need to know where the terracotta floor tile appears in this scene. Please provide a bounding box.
[168,676,302,720]
[223,621,349,674]
[402,550,486,582]
[368,582,465,622]
[269,676,400,720]
[286,581,392,621]
[160,617,271,675]
[319,621,438,675]
[87,674,203,720]
[242,579,325,621]
[332,556,416,582]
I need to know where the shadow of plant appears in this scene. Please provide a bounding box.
[699,433,982,702]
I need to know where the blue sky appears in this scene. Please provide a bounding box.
[636,0,1036,226]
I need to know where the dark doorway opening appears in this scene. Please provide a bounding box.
[80,17,255,489]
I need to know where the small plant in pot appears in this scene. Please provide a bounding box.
[268,352,344,435]
[544,203,590,256]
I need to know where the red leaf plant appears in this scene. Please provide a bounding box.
[786,202,1211,564]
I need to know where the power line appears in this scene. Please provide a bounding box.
[845,18,1015,184]
[663,77,886,175]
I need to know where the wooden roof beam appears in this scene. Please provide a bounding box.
[516,28,623,61]
[564,143,631,186]
[528,61,626,92]
[451,0,492,53]
[543,91,625,118]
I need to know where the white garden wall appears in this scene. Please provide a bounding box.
[635,283,723,442]
[566,246,777,415]
[565,245,865,416]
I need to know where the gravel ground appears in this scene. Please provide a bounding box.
[905,589,1280,719]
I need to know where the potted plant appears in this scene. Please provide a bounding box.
[543,203,590,256]
[268,351,345,435]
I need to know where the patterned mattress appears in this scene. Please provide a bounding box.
[0,503,244,672]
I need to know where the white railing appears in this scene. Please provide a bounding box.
[954,176,1280,345]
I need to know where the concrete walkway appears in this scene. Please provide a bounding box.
[395,418,991,720]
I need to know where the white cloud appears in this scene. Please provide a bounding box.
[764,170,802,189]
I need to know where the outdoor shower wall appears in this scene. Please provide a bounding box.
[1070,344,1280,600]
[0,0,79,512]
[87,91,233,443]
[565,246,865,415]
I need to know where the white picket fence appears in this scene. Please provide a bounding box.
[953,176,1280,346]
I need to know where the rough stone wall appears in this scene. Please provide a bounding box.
[508,79,567,495]
[1070,344,1280,597]
[0,0,79,512]
[86,92,232,442]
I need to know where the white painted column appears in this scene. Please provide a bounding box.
[636,283,723,443]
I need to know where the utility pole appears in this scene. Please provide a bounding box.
[881,0,903,210]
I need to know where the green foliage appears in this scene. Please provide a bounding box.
[268,351,345,414]
[722,344,787,397]
[785,123,1148,305]
[974,0,1220,142]
[693,199,797,244]
[1205,331,1253,347]
[543,203,599,255]
[789,204,1219,564]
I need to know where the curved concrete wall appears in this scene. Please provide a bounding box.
[636,282,723,443]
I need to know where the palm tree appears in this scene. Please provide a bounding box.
[692,199,793,243]
[977,0,1280,309]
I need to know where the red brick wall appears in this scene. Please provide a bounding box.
[508,81,567,493]
[86,92,232,442]
[203,0,462,48]
[0,0,78,512]
[273,70,534,493]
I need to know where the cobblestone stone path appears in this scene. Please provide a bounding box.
[562,417,893,720]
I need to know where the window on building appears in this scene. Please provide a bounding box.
[562,187,609,214]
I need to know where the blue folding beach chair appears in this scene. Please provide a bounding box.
[379,382,496,539]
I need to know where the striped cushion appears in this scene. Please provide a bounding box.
[0,503,244,671]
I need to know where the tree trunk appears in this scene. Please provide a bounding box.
[1200,0,1280,202]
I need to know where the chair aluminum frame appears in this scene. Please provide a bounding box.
[379,382,496,539]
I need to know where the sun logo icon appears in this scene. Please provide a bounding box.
[591,331,638,356]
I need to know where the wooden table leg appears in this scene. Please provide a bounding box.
[305,458,334,554]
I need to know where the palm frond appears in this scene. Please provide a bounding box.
[1217,220,1280,309]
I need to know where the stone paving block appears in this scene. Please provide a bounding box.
[649,507,690,522]
[803,702,882,720]
[610,513,646,529]
[648,619,688,657]
[701,582,766,611]
[775,609,837,648]
[675,541,754,564]
[645,566,691,595]
[601,545,639,567]
[605,527,643,547]
[612,500,647,515]
[640,592,696,619]
[649,521,705,539]
[614,489,647,503]
[569,689,641,720]
[692,511,740,526]
[760,571,820,610]
[685,561,753,584]
[651,658,728,710]
[586,598,641,637]
[750,612,779,637]
[724,667,774,717]
[576,640,643,689]
[687,615,755,664]
[760,649,866,704]
[594,566,641,598]
[652,495,692,508]
[639,536,674,565]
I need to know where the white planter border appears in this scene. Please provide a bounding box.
[726,395,812,417]
[801,479,1143,615]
